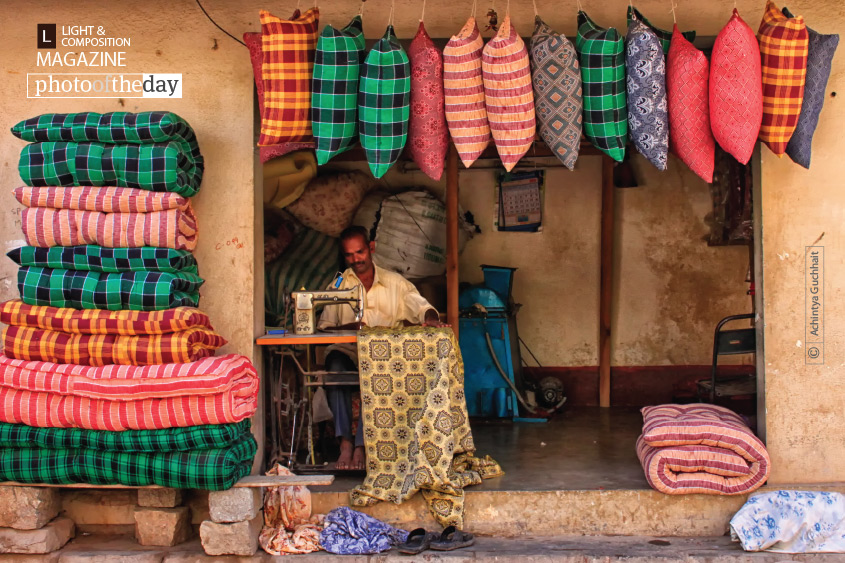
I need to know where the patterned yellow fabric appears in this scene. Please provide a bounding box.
[350,327,503,528]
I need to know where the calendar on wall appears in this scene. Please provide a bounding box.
[494,170,544,232]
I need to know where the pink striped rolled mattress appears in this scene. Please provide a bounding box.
[0,353,258,431]
[15,186,197,251]
[636,403,769,495]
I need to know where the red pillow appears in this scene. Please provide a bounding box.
[709,9,763,165]
[667,25,715,183]
[407,22,449,181]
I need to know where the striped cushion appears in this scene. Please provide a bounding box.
[443,17,490,168]
[710,9,763,165]
[482,15,536,172]
[637,403,770,495]
[358,25,411,179]
[259,8,320,146]
[312,16,366,165]
[783,7,840,168]
[530,16,582,171]
[758,1,809,156]
[626,6,695,54]
[667,25,715,183]
[408,22,449,181]
[626,18,669,170]
[576,11,627,162]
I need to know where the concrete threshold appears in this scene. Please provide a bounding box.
[0,533,840,562]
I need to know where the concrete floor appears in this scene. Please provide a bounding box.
[326,406,650,492]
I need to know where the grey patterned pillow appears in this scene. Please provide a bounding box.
[783,7,839,169]
[626,19,668,170]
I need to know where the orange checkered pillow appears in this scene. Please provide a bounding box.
[757,1,809,156]
[259,8,320,146]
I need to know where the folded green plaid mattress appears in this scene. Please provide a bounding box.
[18,266,203,310]
[9,246,198,275]
[0,435,256,490]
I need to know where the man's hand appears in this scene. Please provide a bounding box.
[422,309,448,328]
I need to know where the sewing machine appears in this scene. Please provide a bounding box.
[292,285,363,335]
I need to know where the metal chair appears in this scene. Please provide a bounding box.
[698,314,756,403]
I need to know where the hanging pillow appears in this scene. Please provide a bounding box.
[758,2,809,156]
[407,22,449,181]
[259,8,320,146]
[443,17,490,168]
[709,9,763,165]
[312,16,366,165]
[576,11,627,162]
[782,7,840,168]
[626,6,695,54]
[667,25,715,183]
[626,18,668,170]
[482,14,536,172]
[530,16,582,171]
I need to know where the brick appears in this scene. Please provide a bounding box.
[134,507,192,547]
[137,489,183,508]
[207,488,262,523]
[199,515,262,556]
[0,516,74,554]
[59,551,164,563]
[62,490,136,525]
[0,486,61,530]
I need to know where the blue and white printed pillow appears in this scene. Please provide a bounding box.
[626,18,668,170]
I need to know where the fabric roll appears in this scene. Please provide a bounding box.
[15,186,190,214]
[8,246,198,274]
[0,353,259,431]
[17,267,203,311]
[0,437,256,490]
[482,15,536,172]
[0,300,214,336]
[443,17,490,168]
[19,141,203,197]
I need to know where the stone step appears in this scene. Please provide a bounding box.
[0,533,839,562]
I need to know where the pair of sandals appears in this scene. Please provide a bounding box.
[398,525,475,554]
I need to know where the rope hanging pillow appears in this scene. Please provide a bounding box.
[358,25,411,178]
[782,6,838,169]
[312,16,366,165]
[259,8,320,146]
[757,1,809,156]
[627,6,695,55]
[667,25,715,183]
[626,17,669,170]
[482,14,536,172]
[530,16,582,171]
[709,9,762,165]
[576,10,627,162]
[408,22,449,181]
[443,17,490,168]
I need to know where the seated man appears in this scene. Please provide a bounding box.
[317,225,443,470]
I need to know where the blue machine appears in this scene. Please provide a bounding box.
[458,266,523,419]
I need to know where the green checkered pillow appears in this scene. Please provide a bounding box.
[627,7,695,54]
[576,10,627,162]
[358,25,411,178]
[312,16,366,165]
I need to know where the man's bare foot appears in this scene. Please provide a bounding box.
[336,438,353,470]
[351,445,366,471]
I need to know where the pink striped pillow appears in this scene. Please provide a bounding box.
[482,15,536,172]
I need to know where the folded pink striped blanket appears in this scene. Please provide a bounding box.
[0,354,258,431]
[15,186,197,251]
[636,403,770,495]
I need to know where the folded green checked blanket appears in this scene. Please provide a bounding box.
[19,141,202,197]
[0,420,251,452]
[0,435,256,490]
[9,246,198,275]
[18,266,203,310]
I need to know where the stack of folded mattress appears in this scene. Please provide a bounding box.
[1,112,259,490]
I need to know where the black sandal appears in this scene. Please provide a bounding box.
[398,528,438,555]
[429,525,475,551]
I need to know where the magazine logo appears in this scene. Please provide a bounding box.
[37,24,57,49]
[27,73,182,98]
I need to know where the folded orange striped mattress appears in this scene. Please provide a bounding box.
[0,300,225,366]
[0,354,258,431]
[15,186,197,251]
[636,403,769,495]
